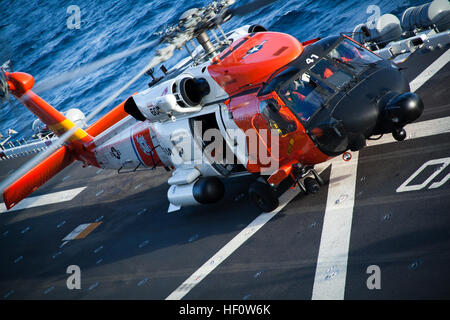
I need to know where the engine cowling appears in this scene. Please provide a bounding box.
[177,77,210,107]
[124,75,210,122]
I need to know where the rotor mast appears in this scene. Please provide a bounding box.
[158,0,236,64]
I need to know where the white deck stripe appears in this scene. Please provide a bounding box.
[0,187,87,213]
[312,154,358,299]
[311,48,450,300]
[166,49,450,300]
[409,49,450,93]
[367,116,450,147]
[311,116,450,300]
[166,186,302,300]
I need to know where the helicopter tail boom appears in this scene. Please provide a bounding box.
[1,72,133,211]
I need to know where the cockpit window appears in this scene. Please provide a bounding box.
[262,37,383,124]
[259,66,300,96]
[311,58,354,89]
[327,39,382,72]
[309,39,382,90]
[278,73,332,122]
[259,100,297,135]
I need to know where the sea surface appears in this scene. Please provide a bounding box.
[0,0,429,139]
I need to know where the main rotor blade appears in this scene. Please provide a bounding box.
[228,0,278,17]
[34,39,158,93]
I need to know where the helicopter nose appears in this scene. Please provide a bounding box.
[330,91,424,151]
[306,65,423,154]
[330,93,380,151]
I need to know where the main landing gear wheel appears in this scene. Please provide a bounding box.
[292,166,324,194]
[248,181,279,212]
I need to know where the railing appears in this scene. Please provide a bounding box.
[0,137,57,161]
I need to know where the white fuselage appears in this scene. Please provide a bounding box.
[90,26,254,210]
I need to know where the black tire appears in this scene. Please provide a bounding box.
[248,181,279,212]
[304,177,320,194]
[393,128,406,141]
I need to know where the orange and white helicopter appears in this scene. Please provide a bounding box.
[0,0,424,213]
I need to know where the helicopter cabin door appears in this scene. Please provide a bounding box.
[189,110,246,176]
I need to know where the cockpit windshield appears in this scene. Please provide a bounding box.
[309,39,383,89]
[276,38,383,122]
[324,39,382,77]
[278,73,332,122]
[329,38,383,67]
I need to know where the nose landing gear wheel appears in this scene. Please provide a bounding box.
[304,177,320,194]
[393,128,406,141]
[248,181,279,212]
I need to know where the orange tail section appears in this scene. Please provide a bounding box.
[1,71,131,211]
[2,145,75,210]
[85,97,130,137]
[5,71,93,144]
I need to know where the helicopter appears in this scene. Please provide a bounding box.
[0,0,425,213]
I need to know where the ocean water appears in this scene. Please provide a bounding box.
[0,0,430,139]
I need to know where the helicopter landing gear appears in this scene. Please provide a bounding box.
[249,166,324,212]
[310,167,325,186]
[248,180,279,212]
[292,165,324,194]
[393,127,406,141]
[304,177,320,194]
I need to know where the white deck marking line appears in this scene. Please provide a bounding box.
[167,50,450,300]
[166,185,304,300]
[311,117,450,300]
[311,154,359,300]
[367,116,450,147]
[409,48,450,93]
[0,187,87,214]
[312,49,450,300]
